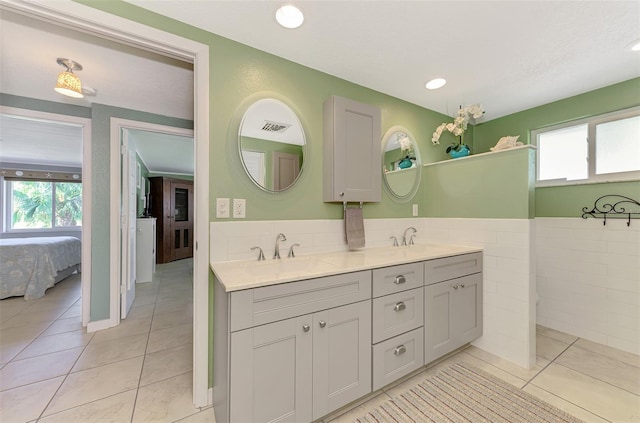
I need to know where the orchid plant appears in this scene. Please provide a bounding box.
[431,104,485,153]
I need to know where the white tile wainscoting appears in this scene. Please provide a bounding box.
[536,217,640,356]
[210,217,537,371]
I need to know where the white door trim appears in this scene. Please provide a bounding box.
[2,0,211,408]
[0,105,92,328]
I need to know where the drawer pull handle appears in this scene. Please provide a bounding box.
[302,324,310,332]
[394,302,406,312]
[319,321,326,328]
[394,275,406,285]
[460,283,465,288]
[394,345,406,356]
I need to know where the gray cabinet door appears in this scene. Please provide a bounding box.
[230,316,313,423]
[424,273,483,364]
[323,95,381,202]
[424,281,455,363]
[312,301,372,419]
[453,273,483,345]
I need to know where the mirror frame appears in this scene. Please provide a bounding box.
[237,96,307,193]
[381,125,421,202]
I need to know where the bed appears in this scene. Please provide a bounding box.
[0,236,81,300]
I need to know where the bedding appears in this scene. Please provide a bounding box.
[0,236,81,300]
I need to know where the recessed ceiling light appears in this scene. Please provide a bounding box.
[627,38,640,51]
[425,78,447,90]
[276,4,304,29]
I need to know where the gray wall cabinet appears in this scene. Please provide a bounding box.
[323,95,381,203]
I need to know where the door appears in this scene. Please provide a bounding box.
[170,180,193,261]
[230,316,313,423]
[273,151,300,191]
[454,273,483,345]
[312,301,371,420]
[120,140,137,319]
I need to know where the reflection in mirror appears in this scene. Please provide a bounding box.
[382,126,421,200]
[239,98,305,192]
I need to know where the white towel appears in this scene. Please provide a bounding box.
[345,207,365,250]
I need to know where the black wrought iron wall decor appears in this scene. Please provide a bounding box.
[582,195,640,226]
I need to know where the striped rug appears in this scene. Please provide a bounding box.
[353,362,584,423]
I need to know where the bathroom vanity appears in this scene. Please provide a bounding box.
[211,244,482,423]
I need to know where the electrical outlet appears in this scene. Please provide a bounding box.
[412,204,419,217]
[233,198,246,218]
[216,198,230,218]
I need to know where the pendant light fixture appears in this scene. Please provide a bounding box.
[54,58,84,98]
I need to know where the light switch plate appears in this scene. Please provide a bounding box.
[216,198,230,218]
[412,204,418,216]
[233,198,246,218]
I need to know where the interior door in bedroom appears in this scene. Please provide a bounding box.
[120,134,137,319]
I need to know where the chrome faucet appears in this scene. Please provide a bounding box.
[251,246,265,261]
[402,227,417,246]
[288,243,300,258]
[273,233,287,259]
[390,236,399,247]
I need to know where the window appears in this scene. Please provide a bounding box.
[533,107,640,186]
[6,180,82,230]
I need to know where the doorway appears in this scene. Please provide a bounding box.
[2,0,211,408]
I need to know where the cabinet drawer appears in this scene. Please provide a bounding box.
[424,252,482,285]
[372,327,424,391]
[372,262,423,297]
[372,287,424,343]
[230,270,372,332]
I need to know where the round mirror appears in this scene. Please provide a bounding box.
[239,98,306,192]
[382,126,421,201]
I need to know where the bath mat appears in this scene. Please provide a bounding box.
[353,362,584,423]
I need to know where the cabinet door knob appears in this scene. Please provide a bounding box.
[453,284,459,290]
[319,321,326,328]
[302,324,310,332]
[394,345,406,356]
[394,275,406,285]
[394,302,406,312]
[339,192,344,197]
[460,283,465,288]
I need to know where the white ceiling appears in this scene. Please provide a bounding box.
[1,1,638,172]
[126,0,640,120]
[128,129,194,175]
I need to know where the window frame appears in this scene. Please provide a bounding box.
[4,179,83,232]
[533,106,640,187]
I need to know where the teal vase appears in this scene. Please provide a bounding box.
[398,157,413,169]
[449,145,470,159]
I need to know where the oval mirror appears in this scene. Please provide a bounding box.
[382,126,421,201]
[239,98,306,192]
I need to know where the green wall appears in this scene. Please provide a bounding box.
[423,147,535,219]
[474,78,640,217]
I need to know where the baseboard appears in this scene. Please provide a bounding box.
[86,318,112,333]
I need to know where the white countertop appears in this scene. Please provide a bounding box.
[211,243,482,292]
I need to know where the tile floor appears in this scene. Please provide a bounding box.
[2,263,639,422]
[1,258,213,422]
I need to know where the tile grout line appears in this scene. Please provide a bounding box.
[521,335,580,390]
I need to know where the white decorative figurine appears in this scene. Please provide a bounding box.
[490,135,523,151]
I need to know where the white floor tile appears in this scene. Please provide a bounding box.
[0,376,65,422]
[39,389,137,423]
[0,347,83,391]
[132,372,199,423]
[140,343,193,387]
[44,356,144,416]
